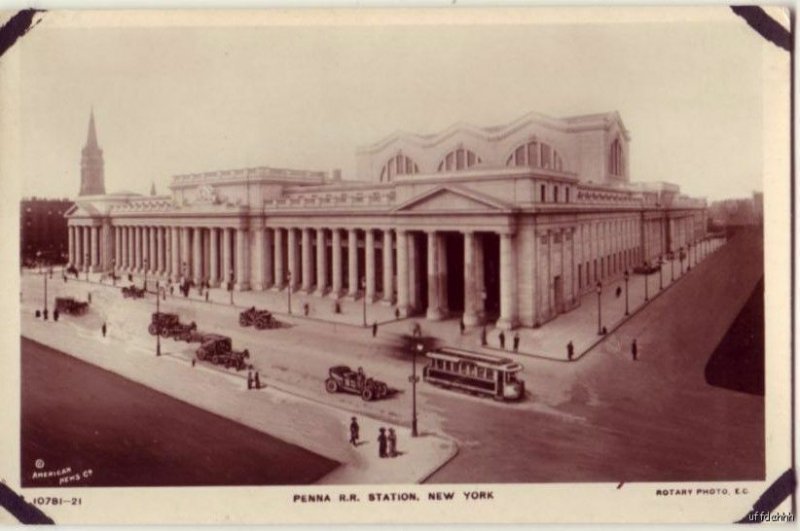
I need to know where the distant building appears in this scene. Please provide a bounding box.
[66,110,708,329]
[79,109,105,196]
[21,197,73,265]
[709,193,762,228]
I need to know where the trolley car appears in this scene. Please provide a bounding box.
[422,347,525,401]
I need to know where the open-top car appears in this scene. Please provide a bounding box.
[324,365,390,401]
[196,334,249,370]
[54,296,89,316]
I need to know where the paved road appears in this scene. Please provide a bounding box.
[21,229,764,485]
[426,228,765,483]
[21,337,338,487]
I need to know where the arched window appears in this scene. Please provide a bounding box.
[609,138,624,176]
[506,140,565,171]
[436,147,482,172]
[380,153,419,182]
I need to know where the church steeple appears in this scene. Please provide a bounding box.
[79,108,105,196]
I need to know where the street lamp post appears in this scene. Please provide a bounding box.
[659,255,664,291]
[687,243,692,271]
[43,261,48,320]
[287,271,292,314]
[156,281,161,357]
[596,281,603,335]
[671,252,675,281]
[680,247,685,275]
[410,341,423,437]
[623,270,629,316]
[361,277,367,327]
[644,261,649,302]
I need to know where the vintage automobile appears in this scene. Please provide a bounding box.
[121,285,146,298]
[195,334,250,370]
[239,306,276,330]
[147,312,181,336]
[54,296,89,316]
[324,365,390,401]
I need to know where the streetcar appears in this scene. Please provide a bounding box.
[422,347,525,401]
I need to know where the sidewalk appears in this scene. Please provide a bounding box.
[21,312,457,485]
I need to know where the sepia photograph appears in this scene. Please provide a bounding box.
[0,5,792,525]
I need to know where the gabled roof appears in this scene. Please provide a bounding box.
[391,184,514,214]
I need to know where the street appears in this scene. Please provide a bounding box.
[21,337,338,487]
[20,229,763,484]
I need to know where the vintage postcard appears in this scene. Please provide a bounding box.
[0,6,792,525]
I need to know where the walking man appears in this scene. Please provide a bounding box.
[567,340,574,361]
[372,321,378,338]
[247,369,253,390]
[513,332,520,352]
[254,371,261,389]
[631,339,638,361]
[387,427,397,457]
[101,321,107,338]
[480,326,487,346]
[498,331,506,350]
[349,417,360,446]
[394,308,400,320]
[459,318,465,335]
[378,428,388,458]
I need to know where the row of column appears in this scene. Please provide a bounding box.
[68,225,101,272]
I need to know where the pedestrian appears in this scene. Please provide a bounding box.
[567,340,574,360]
[247,369,253,390]
[412,322,422,338]
[62,274,67,283]
[616,286,622,298]
[205,290,209,302]
[191,358,196,368]
[128,273,133,282]
[480,326,487,346]
[378,428,388,458]
[387,428,397,457]
[372,321,378,337]
[170,285,174,296]
[513,332,520,352]
[35,309,40,318]
[459,318,465,335]
[101,321,107,337]
[349,417,360,446]
[254,371,261,389]
[499,331,506,350]
[394,308,400,320]
[303,302,310,316]
[602,326,608,335]
[631,339,638,361]
[53,309,59,322]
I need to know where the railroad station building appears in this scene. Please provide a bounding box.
[66,110,708,329]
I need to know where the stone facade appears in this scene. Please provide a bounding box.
[66,111,708,329]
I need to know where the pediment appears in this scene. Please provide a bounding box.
[392,185,512,214]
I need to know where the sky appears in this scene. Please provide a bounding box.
[15,9,770,201]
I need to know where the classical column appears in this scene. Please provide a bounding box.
[365,229,376,302]
[382,230,394,303]
[407,232,419,311]
[89,226,99,272]
[113,227,120,271]
[149,227,157,273]
[330,229,342,297]
[134,227,142,272]
[125,227,132,271]
[179,227,190,281]
[74,227,83,269]
[235,228,250,291]
[222,228,232,287]
[264,228,274,288]
[156,227,164,275]
[463,231,479,326]
[396,230,409,316]
[273,228,285,289]
[316,228,327,296]
[301,228,313,292]
[209,228,219,287]
[287,228,299,291]
[192,228,203,284]
[426,231,443,320]
[437,232,449,313]
[252,225,266,290]
[347,229,359,298]
[169,227,179,281]
[497,232,517,330]
[68,226,75,267]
